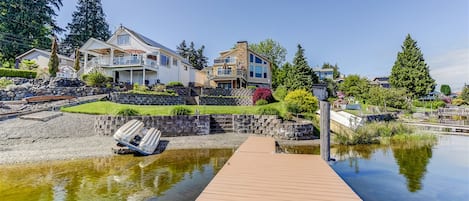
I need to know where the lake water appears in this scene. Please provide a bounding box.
[331,135,469,201]
[0,149,234,201]
[0,135,468,201]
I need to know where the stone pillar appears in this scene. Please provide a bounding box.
[142,66,146,86]
[320,101,330,161]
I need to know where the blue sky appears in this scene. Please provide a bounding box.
[56,0,469,91]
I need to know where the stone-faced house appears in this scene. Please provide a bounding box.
[79,25,203,86]
[204,41,272,89]
[16,48,77,78]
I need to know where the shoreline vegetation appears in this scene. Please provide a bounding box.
[334,121,438,145]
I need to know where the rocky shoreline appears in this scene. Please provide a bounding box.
[0,113,320,165]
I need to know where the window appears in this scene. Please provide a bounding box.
[172,58,178,66]
[255,56,262,64]
[184,65,188,71]
[249,54,253,63]
[160,54,169,66]
[249,65,254,77]
[263,66,267,78]
[255,66,262,78]
[117,34,130,45]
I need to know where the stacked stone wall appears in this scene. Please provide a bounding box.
[110,92,184,105]
[199,96,252,106]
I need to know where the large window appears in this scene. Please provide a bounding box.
[255,66,262,78]
[249,54,253,63]
[255,56,262,64]
[117,34,130,45]
[160,54,169,66]
[249,65,254,77]
[263,66,267,78]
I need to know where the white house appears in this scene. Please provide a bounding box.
[16,48,77,78]
[79,25,200,86]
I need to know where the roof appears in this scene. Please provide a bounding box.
[16,48,73,61]
[123,26,190,65]
[312,68,334,72]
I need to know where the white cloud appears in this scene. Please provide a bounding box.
[428,48,469,92]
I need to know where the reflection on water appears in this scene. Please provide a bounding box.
[0,149,233,201]
[330,135,469,201]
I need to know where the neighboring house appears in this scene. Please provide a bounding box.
[371,77,390,88]
[204,41,272,89]
[313,68,334,81]
[79,25,201,86]
[15,48,77,78]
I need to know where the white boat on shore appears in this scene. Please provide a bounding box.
[113,120,161,155]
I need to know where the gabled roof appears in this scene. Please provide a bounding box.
[80,38,125,55]
[16,48,73,61]
[121,26,191,65]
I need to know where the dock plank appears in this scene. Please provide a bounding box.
[197,136,361,201]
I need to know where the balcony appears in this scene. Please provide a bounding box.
[213,57,237,64]
[90,55,157,68]
[209,69,246,80]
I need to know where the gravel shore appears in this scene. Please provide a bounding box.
[0,113,319,165]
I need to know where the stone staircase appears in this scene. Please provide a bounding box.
[210,115,233,133]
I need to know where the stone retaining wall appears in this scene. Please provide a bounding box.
[0,86,112,101]
[199,96,252,106]
[95,115,211,137]
[109,92,185,105]
[94,114,314,140]
[201,88,254,97]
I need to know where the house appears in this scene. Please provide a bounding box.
[312,68,334,81]
[79,25,202,86]
[204,41,272,89]
[15,48,77,78]
[371,77,390,88]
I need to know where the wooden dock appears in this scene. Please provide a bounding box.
[197,136,361,201]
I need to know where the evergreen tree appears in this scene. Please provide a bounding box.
[250,39,287,89]
[60,0,110,56]
[73,48,80,71]
[48,37,59,77]
[176,40,207,70]
[390,34,436,98]
[440,84,451,96]
[0,0,63,64]
[284,44,317,91]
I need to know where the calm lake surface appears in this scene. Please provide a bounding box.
[0,135,468,201]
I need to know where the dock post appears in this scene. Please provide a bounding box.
[320,101,330,161]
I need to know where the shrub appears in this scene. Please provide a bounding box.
[166,89,176,95]
[253,88,274,104]
[255,99,268,106]
[273,85,288,101]
[284,89,318,113]
[167,81,183,87]
[0,68,36,78]
[133,83,148,92]
[81,73,89,81]
[152,84,166,92]
[452,98,467,106]
[116,108,140,116]
[257,106,280,116]
[247,86,257,90]
[84,71,108,87]
[0,77,13,89]
[170,106,192,115]
[413,100,446,109]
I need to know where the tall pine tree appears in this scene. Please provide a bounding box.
[0,0,63,65]
[390,34,435,98]
[48,37,59,77]
[176,40,207,70]
[284,44,318,91]
[60,0,110,56]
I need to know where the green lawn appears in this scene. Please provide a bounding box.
[61,101,287,116]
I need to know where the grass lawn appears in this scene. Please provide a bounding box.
[61,101,287,116]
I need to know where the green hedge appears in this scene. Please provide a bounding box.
[0,68,37,78]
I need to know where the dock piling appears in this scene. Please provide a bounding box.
[320,101,331,161]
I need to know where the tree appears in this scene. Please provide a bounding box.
[461,84,469,102]
[0,0,63,64]
[249,39,287,89]
[339,74,370,101]
[321,62,340,79]
[73,48,80,71]
[284,44,318,91]
[60,0,111,56]
[367,87,410,110]
[390,34,436,98]
[48,37,59,77]
[176,40,207,70]
[440,84,451,96]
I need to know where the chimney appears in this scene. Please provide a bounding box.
[236,41,248,50]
